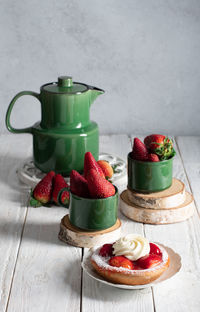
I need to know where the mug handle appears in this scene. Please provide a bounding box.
[6,91,40,134]
[57,187,70,208]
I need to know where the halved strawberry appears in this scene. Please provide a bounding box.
[109,256,134,270]
[99,244,113,257]
[132,138,148,161]
[52,174,69,205]
[135,254,162,269]
[150,243,162,256]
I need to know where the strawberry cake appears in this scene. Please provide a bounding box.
[91,234,170,285]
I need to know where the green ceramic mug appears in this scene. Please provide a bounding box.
[58,186,118,231]
[128,152,174,193]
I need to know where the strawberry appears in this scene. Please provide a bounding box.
[52,174,69,205]
[144,134,166,150]
[87,169,115,198]
[132,138,148,161]
[109,256,134,270]
[84,152,105,179]
[144,134,175,160]
[135,254,162,269]
[70,170,90,198]
[97,160,113,179]
[99,244,113,257]
[31,171,55,206]
[148,153,160,162]
[149,243,162,256]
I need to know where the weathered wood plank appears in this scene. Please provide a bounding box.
[82,135,154,312]
[4,134,200,312]
[141,136,200,312]
[0,134,31,312]
[176,136,200,216]
[6,205,82,312]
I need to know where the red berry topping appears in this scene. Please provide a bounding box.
[135,254,162,269]
[132,138,148,161]
[132,263,142,270]
[150,243,162,256]
[99,244,113,257]
[109,256,134,270]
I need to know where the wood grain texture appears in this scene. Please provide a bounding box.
[140,136,200,312]
[6,206,82,312]
[2,134,200,312]
[0,134,31,312]
[82,135,154,312]
[59,215,121,248]
[127,178,186,209]
[120,190,194,224]
[176,136,200,217]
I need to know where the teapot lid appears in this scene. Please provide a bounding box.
[42,76,88,94]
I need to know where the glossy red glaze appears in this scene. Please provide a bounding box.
[99,244,113,257]
[109,256,134,270]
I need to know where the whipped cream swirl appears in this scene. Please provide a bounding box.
[112,234,150,261]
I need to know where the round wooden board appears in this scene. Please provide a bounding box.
[120,190,195,224]
[127,178,186,209]
[58,215,121,248]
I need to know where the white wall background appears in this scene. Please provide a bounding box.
[1,0,200,135]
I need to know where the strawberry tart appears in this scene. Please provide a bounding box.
[91,234,170,285]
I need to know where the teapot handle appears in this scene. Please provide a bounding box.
[6,91,40,134]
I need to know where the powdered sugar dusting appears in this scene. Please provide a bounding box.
[91,243,168,275]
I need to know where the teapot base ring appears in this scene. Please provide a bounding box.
[16,153,127,189]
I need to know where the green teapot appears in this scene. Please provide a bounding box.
[6,76,104,175]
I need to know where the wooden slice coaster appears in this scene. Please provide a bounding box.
[127,178,186,209]
[120,190,194,224]
[58,215,121,248]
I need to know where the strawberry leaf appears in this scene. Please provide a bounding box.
[112,164,118,172]
[112,164,121,174]
[170,148,176,157]
[151,142,162,146]
[29,195,42,207]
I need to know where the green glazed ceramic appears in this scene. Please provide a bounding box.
[58,187,118,231]
[128,152,174,193]
[6,76,104,175]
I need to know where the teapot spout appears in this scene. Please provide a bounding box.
[89,86,105,104]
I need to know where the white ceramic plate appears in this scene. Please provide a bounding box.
[17,153,126,188]
[82,244,181,290]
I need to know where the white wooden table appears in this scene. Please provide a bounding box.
[0,134,200,312]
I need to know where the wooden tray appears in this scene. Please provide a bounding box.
[127,178,185,209]
[120,190,194,224]
[58,215,121,248]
